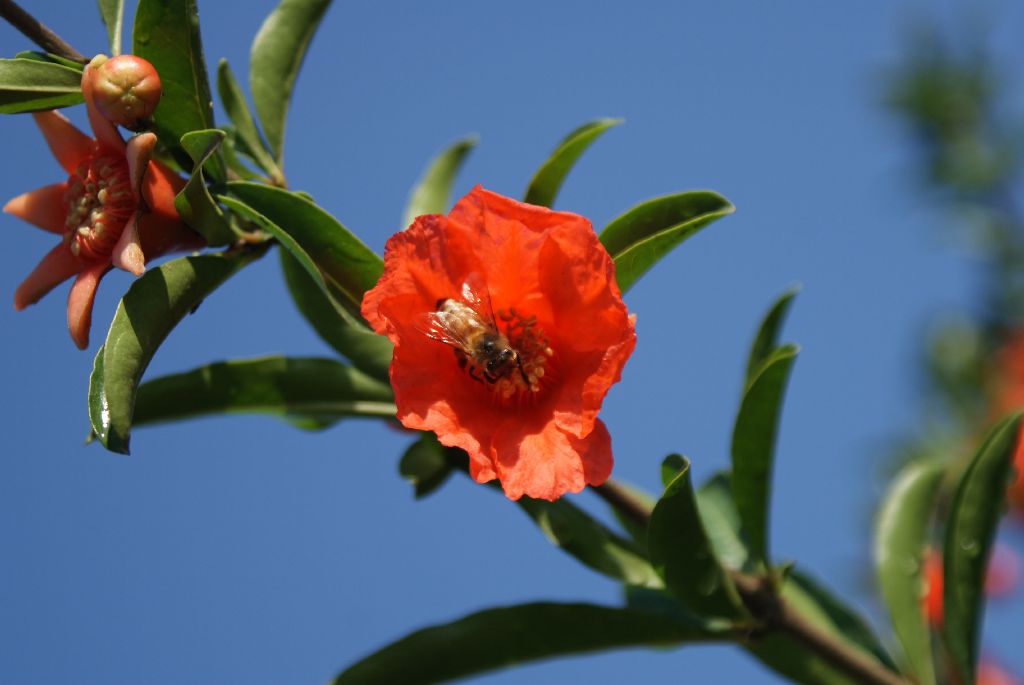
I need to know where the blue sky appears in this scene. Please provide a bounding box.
[2,1,1023,683]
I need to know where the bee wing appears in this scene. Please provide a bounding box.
[459,272,497,323]
[413,310,474,350]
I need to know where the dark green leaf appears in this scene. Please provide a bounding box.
[332,601,727,685]
[278,249,391,381]
[88,249,261,454]
[249,0,331,162]
[942,413,1022,685]
[605,480,656,549]
[96,0,124,55]
[216,59,282,182]
[731,343,799,567]
[402,136,477,227]
[517,496,661,588]
[133,0,222,178]
[598,191,734,293]
[648,456,744,617]
[875,460,944,685]
[174,129,237,246]
[524,118,621,207]
[131,355,394,430]
[695,472,750,570]
[746,287,800,385]
[13,51,86,70]
[399,433,457,499]
[225,182,383,314]
[0,58,84,113]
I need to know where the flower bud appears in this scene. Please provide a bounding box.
[89,55,162,129]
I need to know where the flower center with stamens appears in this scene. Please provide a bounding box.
[494,307,554,399]
[62,153,135,262]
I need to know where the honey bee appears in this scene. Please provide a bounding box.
[415,273,529,386]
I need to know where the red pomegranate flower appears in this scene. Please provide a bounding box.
[3,55,201,349]
[362,186,636,501]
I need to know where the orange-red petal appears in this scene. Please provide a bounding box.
[67,262,111,349]
[13,242,81,310]
[31,111,94,175]
[80,59,125,153]
[3,183,68,234]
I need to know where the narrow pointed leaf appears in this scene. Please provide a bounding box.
[216,59,282,181]
[746,287,800,384]
[278,250,391,380]
[249,0,332,162]
[517,496,662,588]
[402,136,477,227]
[875,460,944,685]
[88,249,262,453]
[524,118,621,207]
[225,182,383,314]
[131,355,394,430]
[175,129,237,245]
[0,58,84,113]
[96,0,124,55]
[605,480,657,549]
[695,472,750,570]
[942,413,1022,685]
[399,433,458,499]
[599,191,734,293]
[13,51,86,70]
[648,456,744,617]
[731,343,799,567]
[332,602,727,685]
[133,0,223,179]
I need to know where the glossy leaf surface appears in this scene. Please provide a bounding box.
[96,0,124,55]
[399,433,457,499]
[175,129,237,246]
[88,250,260,454]
[332,602,723,685]
[277,250,391,381]
[875,460,944,685]
[648,456,744,617]
[746,287,800,384]
[249,0,331,162]
[524,118,620,207]
[731,343,799,567]
[226,182,382,314]
[131,355,394,429]
[216,59,281,181]
[942,413,1021,685]
[133,0,221,177]
[695,472,750,570]
[517,496,661,588]
[598,191,734,293]
[402,136,476,227]
[0,58,84,113]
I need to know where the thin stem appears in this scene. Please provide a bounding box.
[593,479,911,685]
[0,0,87,63]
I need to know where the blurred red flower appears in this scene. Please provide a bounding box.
[978,660,1024,685]
[922,543,1020,627]
[362,186,635,500]
[3,55,201,349]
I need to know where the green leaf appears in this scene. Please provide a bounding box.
[225,182,383,314]
[249,0,331,162]
[942,413,1022,685]
[96,0,124,55]
[402,136,477,227]
[174,129,237,246]
[746,287,800,385]
[88,250,261,454]
[133,0,222,179]
[523,118,621,207]
[730,343,799,567]
[598,191,735,293]
[13,51,86,70]
[695,472,750,570]
[399,433,458,499]
[648,456,744,617]
[131,355,394,431]
[278,250,391,381]
[604,480,657,549]
[216,59,282,182]
[875,460,944,685]
[0,58,84,113]
[331,601,727,685]
[517,496,662,588]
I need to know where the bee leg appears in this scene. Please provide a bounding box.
[466,366,485,384]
